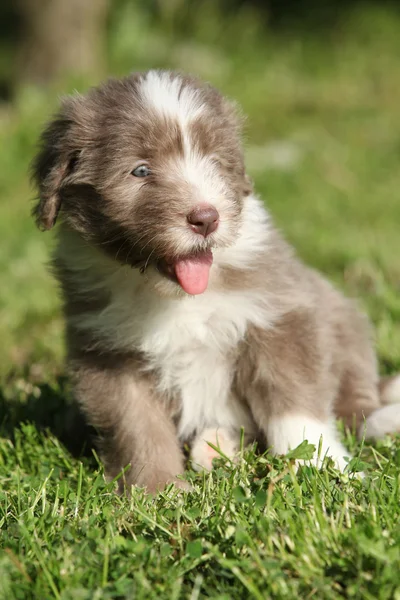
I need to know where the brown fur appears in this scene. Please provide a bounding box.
[69,350,186,492]
[31,70,390,492]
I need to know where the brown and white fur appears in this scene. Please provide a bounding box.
[32,70,400,492]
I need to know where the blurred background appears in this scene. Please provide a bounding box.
[1,0,400,390]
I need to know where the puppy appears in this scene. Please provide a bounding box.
[32,70,400,491]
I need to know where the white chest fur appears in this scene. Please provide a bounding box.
[82,277,269,440]
[65,195,273,440]
[136,289,263,440]
[70,261,272,440]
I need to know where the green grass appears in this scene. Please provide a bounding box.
[1,3,400,598]
[1,428,400,599]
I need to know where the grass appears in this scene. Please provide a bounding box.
[1,2,400,598]
[1,428,400,599]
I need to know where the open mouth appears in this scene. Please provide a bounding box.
[157,250,213,295]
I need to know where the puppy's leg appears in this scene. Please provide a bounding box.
[359,375,400,440]
[331,304,400,440]
[250,395,349,471]
[236,318,350,472]
[336,368,385,441]
[71,355,186,493]
[379,374,400,406]
[239,372,350,471]
[190,427,238,471]
[267,414,348,470]
[333,349,400,440]
[335,354,381,432]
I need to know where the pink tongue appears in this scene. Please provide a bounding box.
[174,251,213,295]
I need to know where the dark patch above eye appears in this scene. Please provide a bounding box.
[131,165,151,177]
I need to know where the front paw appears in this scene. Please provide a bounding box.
[190,427,238,471]
[116,465,189,495]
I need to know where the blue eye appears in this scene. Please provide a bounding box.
[132,165,151,177]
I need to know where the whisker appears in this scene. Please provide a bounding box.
[115,236,132,262]
[124,232,154,264]
[129,231,150,252]
[143,248,156,271]
[100,229,131,247]
[138,233,160,256]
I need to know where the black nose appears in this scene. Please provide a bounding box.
[187,205,219,237]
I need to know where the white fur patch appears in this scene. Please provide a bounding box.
[214,194,270,270]
[139,71,204,124]
[191,427,238,471]
[267,414,349,471]
[360,405,400,439]
[165,151,236,246]
[139,71,236,240]
[66,195,272,442]
[381,375,400,405]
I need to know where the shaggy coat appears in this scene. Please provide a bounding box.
[32,70,400,492]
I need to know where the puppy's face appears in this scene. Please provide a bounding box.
[32,71,251,295]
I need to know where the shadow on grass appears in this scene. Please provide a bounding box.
[0,374,95,458]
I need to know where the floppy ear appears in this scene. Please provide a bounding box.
[31,103,79,230]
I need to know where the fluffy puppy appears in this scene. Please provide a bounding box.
[32,70,400,491]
